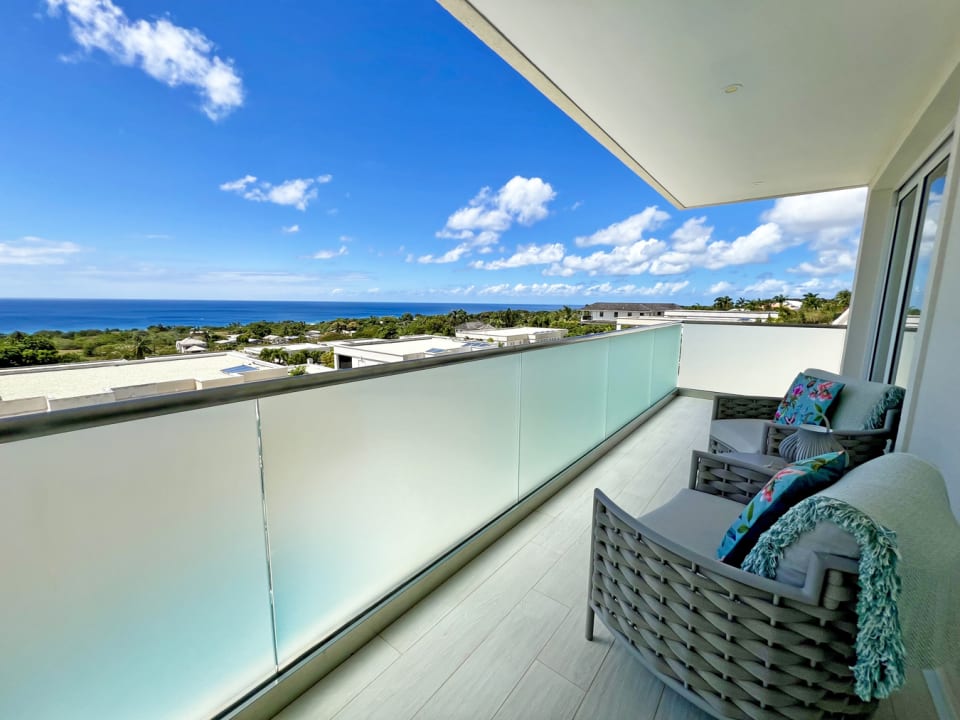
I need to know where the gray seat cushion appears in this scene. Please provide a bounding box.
[639,488,743,558]
[805,367,904,430]
[709,418,768,454]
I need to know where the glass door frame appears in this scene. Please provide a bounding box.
[869,140,951,384]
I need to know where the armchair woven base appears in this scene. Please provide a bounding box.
[587,489,876,720]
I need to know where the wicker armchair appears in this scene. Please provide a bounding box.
[709,369,903,467]
[586,450,873,720]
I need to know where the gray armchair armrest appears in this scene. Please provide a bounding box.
[688,449,776,505]
[711,393,781,420]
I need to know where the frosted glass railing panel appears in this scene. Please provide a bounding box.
[0,403,275,720]
[518,340,608,496]
[259,356,522,666]
[650,324,682,402]
[604,330,654,435]
[678,323,846,396]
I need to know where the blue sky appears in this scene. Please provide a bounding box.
[0,0,867,305]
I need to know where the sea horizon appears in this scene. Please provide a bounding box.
[0,298,567,334]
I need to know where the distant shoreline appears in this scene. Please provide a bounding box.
[0,298,566,334]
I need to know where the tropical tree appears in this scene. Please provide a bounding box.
[834,289,852,307]
[713,296,733,311]
[802,292,823,310]
[448,308,468,327]
[130,334,153,360]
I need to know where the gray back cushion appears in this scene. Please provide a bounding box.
[804,368,904,430]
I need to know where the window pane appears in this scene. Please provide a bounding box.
[894,158,949,385]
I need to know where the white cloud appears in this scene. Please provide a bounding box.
[330,288,345,295]
[708,281,734,294]
[740,276,849,297]
[547,238,667,276]
[220,174,332,211]
[583,281,689,297]
[0,236,81,265]
[919,191,942,258]
[471,243,564,270]
[649,222,784,275]
[763,187,867,248]
[367,288,380,294]
[220,175,255,193]
[312,246,348,260]
[282,224,300,234]
[477,282,585,297]
[417,243,471,264]
[435,176,556,259]
[47,0,244,120]
[449,285,475,296]
[574,207,669,247]
[201,271,314,284]
[478,283,512,296]
[670,217,711,253]
[742,278,791,296]
[788,248,857,276]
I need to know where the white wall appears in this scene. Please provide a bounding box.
[678,323,846,396]
[899,108,960,515]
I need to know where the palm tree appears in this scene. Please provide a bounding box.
[448,308,468,327]
[713,296,733,311]
[131,334,153,360]
[802,292,823,310]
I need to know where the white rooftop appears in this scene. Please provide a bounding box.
[0,352,281,400]
[330,336,476,358]
[244,343,329,355]
[461,326,560,337]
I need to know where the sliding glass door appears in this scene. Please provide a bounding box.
[872,145,950,386]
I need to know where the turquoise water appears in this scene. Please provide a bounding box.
[0,298,564,333]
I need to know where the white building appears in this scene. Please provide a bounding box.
[580,302,681,322]
[0,352,289,417]
[617,310,779,329]
[175,337,207,354]
[454,326,568,346]
[327,336,491,369]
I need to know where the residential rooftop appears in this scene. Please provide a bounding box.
[581,302,682,312]
[0,352,283,402]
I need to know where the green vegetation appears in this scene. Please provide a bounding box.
[0,293,852,370]
[0,332,74,367]
[0,306,613,369]
[706,290,851,325]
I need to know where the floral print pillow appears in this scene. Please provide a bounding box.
[773,373,844,426]
[717,451,848,566]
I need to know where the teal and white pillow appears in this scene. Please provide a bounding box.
[773,372,844,426]
[717,451,849,566]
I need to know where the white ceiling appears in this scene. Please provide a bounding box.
[439,1,960,208]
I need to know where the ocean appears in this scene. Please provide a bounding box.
[0,298,566,334]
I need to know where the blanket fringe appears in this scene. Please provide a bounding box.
[742,497,904,701]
